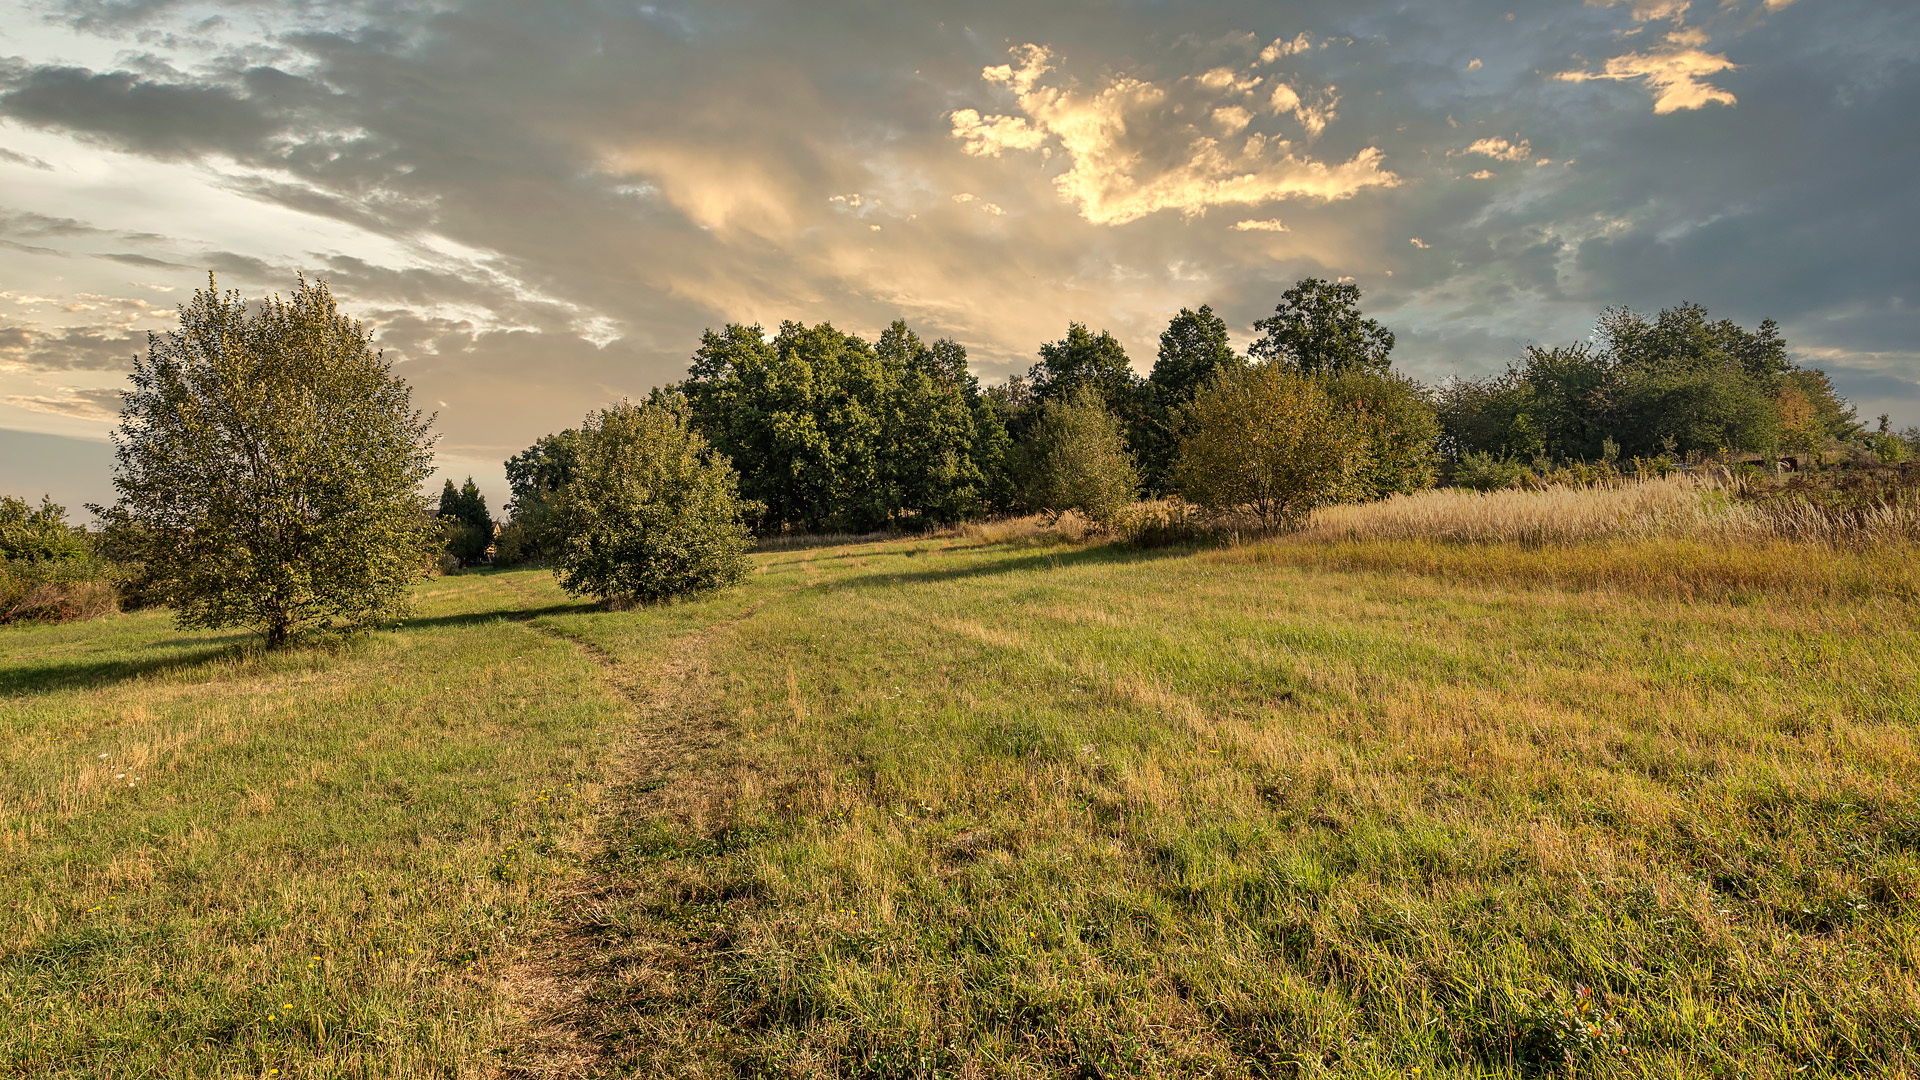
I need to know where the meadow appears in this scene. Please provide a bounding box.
[4,498,1919,1078]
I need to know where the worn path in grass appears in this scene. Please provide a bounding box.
[6,534,1920,1079]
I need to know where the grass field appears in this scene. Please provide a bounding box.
[4,525,1918,1077]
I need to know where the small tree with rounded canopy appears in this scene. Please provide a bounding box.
[93,275,438,647]
[552,395,753,605]
[1015,385,1140,528]
[1174,364,1368,530]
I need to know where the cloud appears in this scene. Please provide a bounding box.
[0,146,54,169]
[1464,136,1533,162]
[1466,59,1482,72]
[0,323,146,372]
[1231,218,1289,232]
[0,66,286,157]
[1557,30,1739,114]
[1258,34,1312,64]
[1584,0,1692,22]
[1409,237,1430,248]
[949,44,1396,226]
[2,386,122,420]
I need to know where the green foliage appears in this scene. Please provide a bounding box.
[1249,277,1395,376]
[1174,364,1367,529]
[1014,385,1140,528]
[1323,369,1441,498]
[680,319,996,533]
[1138,305,1244,493]
[1028,322,1141,417]
[1451,450,1530,491]
[551,396,752,604]
[503,429,583,562]
[1867,416,1916,464]
[1439,303,1860,465]
[437,477,493,567]
[0,557,118,624]
[93,275,438,648]
[0,495,114,624]
[0,495,90,563]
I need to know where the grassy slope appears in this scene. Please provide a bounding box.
[4,535,1919,1078]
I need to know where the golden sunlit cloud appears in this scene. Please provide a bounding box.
[950,44,1397,226]
[1557,29,1739,113]
[1258,34,1313,64]
[1231,218,1289,232]
[1465,136,1533,161]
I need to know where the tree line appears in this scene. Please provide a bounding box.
[481,278,1876,567]
[42,274,1908,645]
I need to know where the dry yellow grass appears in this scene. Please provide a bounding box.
[1300,472,1920,548]
[1300,474,1742,544]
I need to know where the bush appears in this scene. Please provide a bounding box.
[1451,450,1529,491]
[0,495,119,624]
[1173,365,1367,530]
[552,395,753,605]
[0,495,91,564]
[1014,385,1141,529]
[0,559,118,624]
[1324,370,1441,498]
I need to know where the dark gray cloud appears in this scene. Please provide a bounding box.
[0,64,284,157]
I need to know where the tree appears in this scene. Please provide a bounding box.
[1250,277,1395,376]
[551,395,753,605]
[1173,364,1367,530]
[1029,322,1140,417]
[1015,385,1140,528]
[1437,303,1863,466]
[680,319,996,532]
[1323,369,1441,498]
[437,476,493,566]
[502,429,583,562]
[1140,305,1244,492]
[93,276,437,647]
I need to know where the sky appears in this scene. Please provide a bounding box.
[1,0,1915,515]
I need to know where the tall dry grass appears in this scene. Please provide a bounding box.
[1301,472,1920,547]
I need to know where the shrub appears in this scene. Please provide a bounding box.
[1173,364,1367,530]
[1452,450,1529,491]
[552,395,753,605]
[0,559,118,624]
[0,495,91,564]
[1324,370,1441,498]
[1014,385,1141,529]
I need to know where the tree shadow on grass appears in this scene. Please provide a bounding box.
[833,539,1197,590]
[0,601,603,697]
[0,642,247,698]
[389,600,602,633]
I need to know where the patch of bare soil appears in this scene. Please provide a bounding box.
[496,603,760,1078]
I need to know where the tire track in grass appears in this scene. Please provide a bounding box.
[497,599,764,1078]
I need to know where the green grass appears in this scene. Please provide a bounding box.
[4,533,1919,1077]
